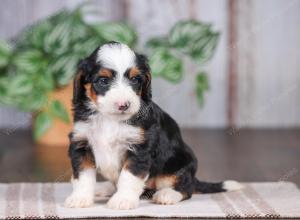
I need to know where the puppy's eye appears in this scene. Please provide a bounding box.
[130,75,142,84]
[97,77,110,86]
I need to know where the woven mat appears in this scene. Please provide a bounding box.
[1,182,300,219]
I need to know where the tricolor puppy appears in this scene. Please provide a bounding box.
[64,42,243,210]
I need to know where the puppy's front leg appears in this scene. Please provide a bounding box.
[65,169,96,208]
[107,169,146,210]
[64,141,96,208]
[107,152,150,210]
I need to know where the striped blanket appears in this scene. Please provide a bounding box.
[1,182,299,219]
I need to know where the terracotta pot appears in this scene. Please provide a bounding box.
[36,83,73,148]
[35,144,72,181]
[33,84,73,180]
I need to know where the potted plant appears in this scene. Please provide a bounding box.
[0,6,219,147]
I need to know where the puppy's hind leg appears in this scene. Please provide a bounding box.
[153,171,194,205]
[153,187,184,205]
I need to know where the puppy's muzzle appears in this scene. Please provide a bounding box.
[115,101,131,112]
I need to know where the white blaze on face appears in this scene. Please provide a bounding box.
[96,43,141,120]
[97,43,136,74]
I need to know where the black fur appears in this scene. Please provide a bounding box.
[68,42,232,203]
[68,135,95,179]
[135,53,152,102]
[72,48,99,122]
[128,100,227,198]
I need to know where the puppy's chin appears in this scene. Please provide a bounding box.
[110,113,133,121]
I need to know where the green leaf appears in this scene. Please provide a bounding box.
[18,20,53,50]
[189,33,219,62]
[49,100,70,123]
[13,50,46,73]
[13,89,48,112]
[36,68,55,91]
[44,20,71,55]
[169,20,211,49]
[91,22,137,47]
[31,20,53,48]
[0,40,12,68]
[24,91,48,111]
[50,53,78,86]
[195,72,209,106]
[34,111,53,140]
[49,10,70,24]
[72,37,102,58]
[146,37,169,49]
[7,74,33,96]
[0,66,51,111]
[68,14,92,44]
[0,75,12,104]
[169,20,219,63]
[149,48,183,83]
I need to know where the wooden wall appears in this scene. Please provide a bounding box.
[236,0,300,128]
[0,0,299,129]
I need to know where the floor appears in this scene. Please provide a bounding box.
[0,128,299,219]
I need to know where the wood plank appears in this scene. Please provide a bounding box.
[1,129,299,186]
[227,0,238,127]
[236,0,300,127]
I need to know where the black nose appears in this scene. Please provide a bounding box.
[118,102,130,111]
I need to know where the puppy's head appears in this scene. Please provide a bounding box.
[74,42,151,121]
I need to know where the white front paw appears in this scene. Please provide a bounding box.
[64,193,94,208]
[107,192,139,210]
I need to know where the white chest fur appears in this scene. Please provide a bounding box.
[73,116,143,183]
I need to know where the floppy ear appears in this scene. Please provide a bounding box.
[73,46,100,104]
[72,59,94,104]
[142,72,152,102]
[136,54,152,102]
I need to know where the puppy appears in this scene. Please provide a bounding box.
[64,42,243,210]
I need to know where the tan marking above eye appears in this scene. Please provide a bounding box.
[129,67,140,78]
[98,68,113,78]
